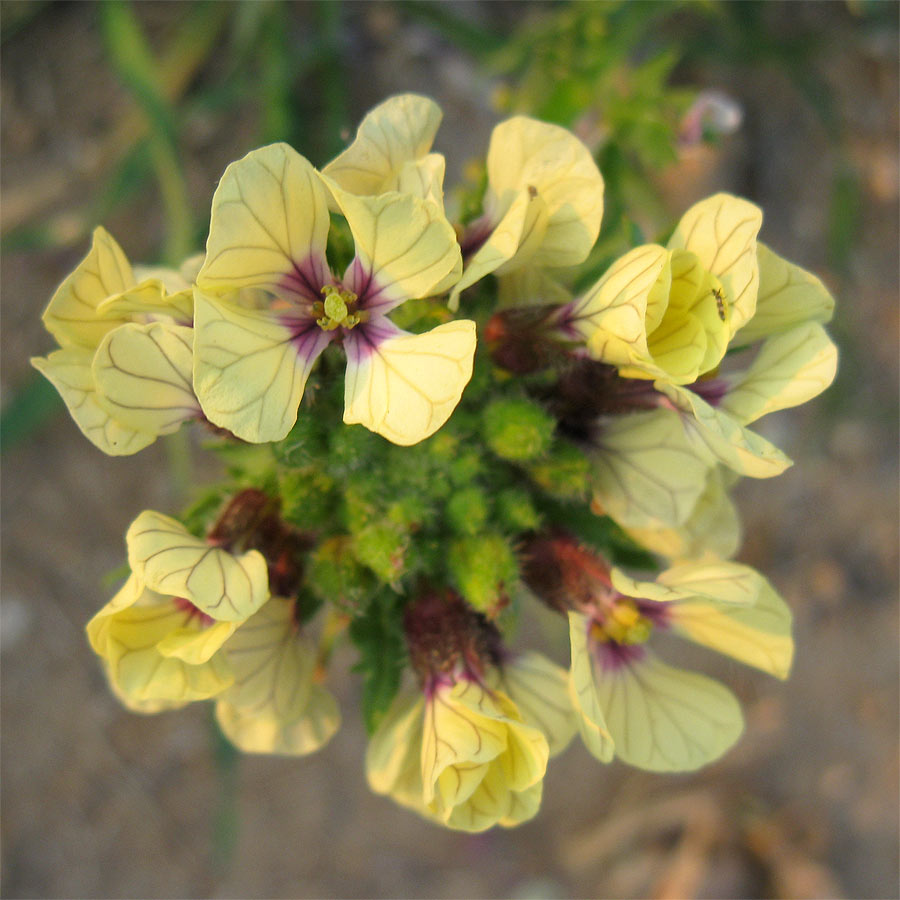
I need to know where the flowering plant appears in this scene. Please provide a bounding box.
[34,94,836,832]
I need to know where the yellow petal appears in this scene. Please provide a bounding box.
[735,242,836,344]
[595,649,743,772]
[448,189,549,309]
[393,154,447,211]
[720,322,838,425]
[96,280,193,323]
[612,559,765,607]
[216,684,340,756]
[325,178,462,309]
[90,585,234,704]
[30,347,156,456]
[496,652,577,758]
[92,322,199,436]
[86,573,144,656]
[126,509,269,621]
[668,193,762,337]
[323,94,443,197]
[669,578,794,679]
[197,143,331,297]
[643,306,708,384]
[567,611,614,763]
[343,319,476,445]
[591,408,715,529]
[655,381,792,478]
[156,620,237,664]
[192,290,332,442]
[421,680,509,806]
[573,244,669,368]
[625,469,742,561]
[366,689,426,800]
[41,226,133,348]
[219,597,314,722]
[486,116,604,268]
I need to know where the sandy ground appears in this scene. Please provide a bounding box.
[2,3,897,898]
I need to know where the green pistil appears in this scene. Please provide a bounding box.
[590,598,653,646]
[316,285,364,331]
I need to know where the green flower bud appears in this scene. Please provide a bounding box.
[496,488,541,532]
[308,536,376,612]
[448,534,518,614]
[353,521,409,584]
[528,442,590,499]
[446,487,489,536]
[482,397,555,461]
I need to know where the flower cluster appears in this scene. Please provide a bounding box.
[35,94,836,831]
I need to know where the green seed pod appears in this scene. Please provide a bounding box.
[308,536,376,612]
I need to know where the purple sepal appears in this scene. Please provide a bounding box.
[690,377,730,408]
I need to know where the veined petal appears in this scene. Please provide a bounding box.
[642,307,707,384]
[126,510,269,622]
[90,586,234,704]
[591,408,715,529]
[497,652,577,757]
[323,94,443,196]
[366,689,427,800]
[326,178,462,311]
[595,648,743,772]
[612,559,764,607]
[393,154,447,211]
[448,189,549,310]
[624,468,742,561]
[572,244,668,367]
[96,280,193,324]
[486,116,604,268]
[655,381,792,478]
[156,620,237,664]
[668,193,762,337]
[567,611,614,763]
[720,322,838,425]
[42,226,133,348]
[197,143,331,300]
[218,597,315,723]
[343,318,476,446]
[31,347,155,456]
[216,683,340,756]
[669,579,794,679]
[193,291,331,442]
[93,322,199,436]
[86,574,144,656]
[421,680,509,805]
[735,242,836,344]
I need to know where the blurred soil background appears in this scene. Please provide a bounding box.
[1,1,897,898]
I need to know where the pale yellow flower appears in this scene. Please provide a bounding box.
[367,671,553,832]
[86,510,269,709]
[449,116,604,310]
[31,228,198,455]
[193,142,475,446]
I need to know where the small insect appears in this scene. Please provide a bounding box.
[712,286,727,321]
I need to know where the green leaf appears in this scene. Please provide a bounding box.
[349,592,408,734]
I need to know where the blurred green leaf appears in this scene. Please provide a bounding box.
[0,374,61,454]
